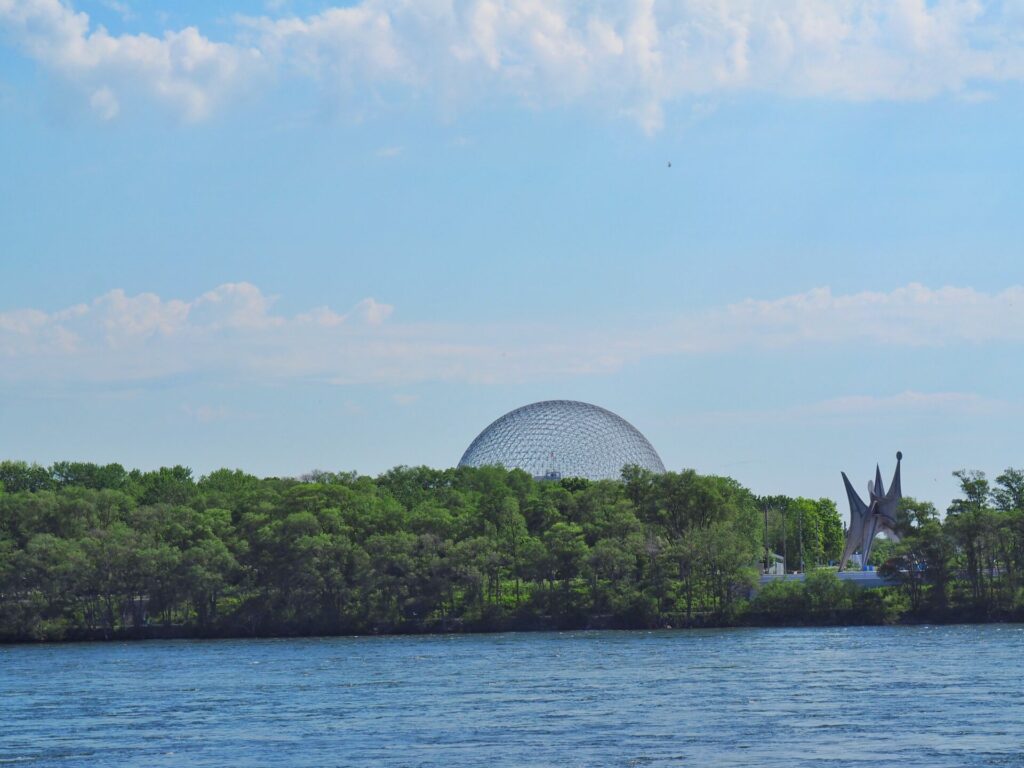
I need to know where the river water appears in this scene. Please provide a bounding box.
[2,625,1023,767]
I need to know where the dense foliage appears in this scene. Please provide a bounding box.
[0,460,839,641]
[868,469,1024,619]
[3,460,1022,642]
[749,469,1024,626]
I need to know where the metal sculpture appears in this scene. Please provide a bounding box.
[459,400,665,481]
[839,450,905,573]
[838,451,903,571]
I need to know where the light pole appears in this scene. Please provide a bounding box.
[782,506,788,574]
[798,506,804,573]
[763,504,770,573]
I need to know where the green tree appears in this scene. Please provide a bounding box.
[0,461,52,493]
[992,468,1024,512]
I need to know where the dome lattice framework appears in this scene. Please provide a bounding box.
[458,400,666,481]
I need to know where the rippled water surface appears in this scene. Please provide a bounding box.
[3,625,1024,767]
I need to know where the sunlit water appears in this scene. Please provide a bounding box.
[2,625,1023,767]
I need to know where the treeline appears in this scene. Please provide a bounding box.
[4,460,1023,642]
[0,460,842,641]
[866,469,1024,619]
[752,468,1024,626]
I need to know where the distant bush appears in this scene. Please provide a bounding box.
[750,570,902,625]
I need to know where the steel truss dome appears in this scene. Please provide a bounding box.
[458,400,665,481]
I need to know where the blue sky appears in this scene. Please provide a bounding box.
[2,0,1024,513]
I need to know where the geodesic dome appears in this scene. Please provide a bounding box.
[458,400,665,481]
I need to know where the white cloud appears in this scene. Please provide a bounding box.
[98,0,133,22]
[0,0,261,120]
[92,288,190,345]
[801,390,1006,417]
[89,85,118,119]
[180,403,231,424]
[690,283,1024,351]
[802,393,995,417]
[2,281,1024,387]
[191,282,281,330]
[295,296,393,328]
[243,4,409,85]
[674,390,1011,429]
[0,282,399,383]
[2,0,1024,127]
[352,297,394,326]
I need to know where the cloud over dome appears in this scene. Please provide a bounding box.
[3,281,1024,387]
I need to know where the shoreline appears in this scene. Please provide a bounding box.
[5,609,1022,646]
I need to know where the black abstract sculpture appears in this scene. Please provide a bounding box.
[839,452,903,571]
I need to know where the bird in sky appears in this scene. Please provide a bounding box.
[667,161,672,168]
